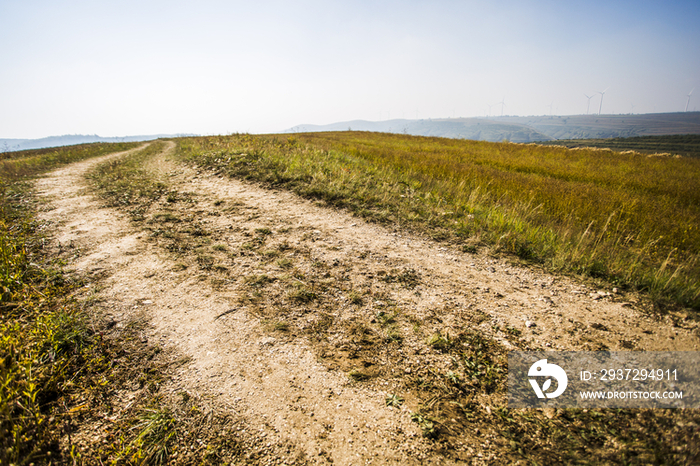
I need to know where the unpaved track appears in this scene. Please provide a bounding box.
[36,142,700,464]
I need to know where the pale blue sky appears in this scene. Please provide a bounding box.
[1,0,699,138]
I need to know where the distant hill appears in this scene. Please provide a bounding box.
[285,118,551,143]
[286,112,700,143]
[0,134,195,152]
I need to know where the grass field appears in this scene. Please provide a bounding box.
[177,131,700,312]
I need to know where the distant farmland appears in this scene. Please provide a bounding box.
[498,112,700,140]
[539,134,700,158]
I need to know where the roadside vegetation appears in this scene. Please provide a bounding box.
[176,132,700,312]
[0,142,143,463]
[0,142,140,178]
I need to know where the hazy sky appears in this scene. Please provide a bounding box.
[1,0,699,138]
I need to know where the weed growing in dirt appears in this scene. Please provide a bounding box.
[410,412,438,439]
[427,332,453,352]
[348,290,364,305]
[287,283,317,303]
[116,407,178,464]
[348,368,371,381]
[271,320,290,331]
[379,268,420,289]
[276,257,293,269]
[244,273,275,287]
[385,394,404,408]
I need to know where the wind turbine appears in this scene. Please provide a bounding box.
[498,98,506,117]
[598,88,609,115]
[584,94,594,115]
[547,101,554,116]
[487,103,494,117]
[686,88,695,112]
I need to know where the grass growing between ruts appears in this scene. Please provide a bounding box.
[176,132,700,312]
[88,141,170,221]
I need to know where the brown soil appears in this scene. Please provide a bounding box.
[35,142,700,464]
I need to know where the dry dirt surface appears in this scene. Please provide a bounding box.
[35,142,700,464]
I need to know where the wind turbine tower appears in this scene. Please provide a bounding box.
[499,98,506,117]
[686,88,695,112]
[598,88,609,115]
[584,94,594,115]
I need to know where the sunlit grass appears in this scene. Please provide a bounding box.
[1,159,117,462]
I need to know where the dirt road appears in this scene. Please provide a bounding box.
[35,141,699,464]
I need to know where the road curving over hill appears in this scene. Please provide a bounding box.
[35,140,700,464]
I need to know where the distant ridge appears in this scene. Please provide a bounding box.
[0,133,196,152]
[285,112,700,142]
[284,118,551,143]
